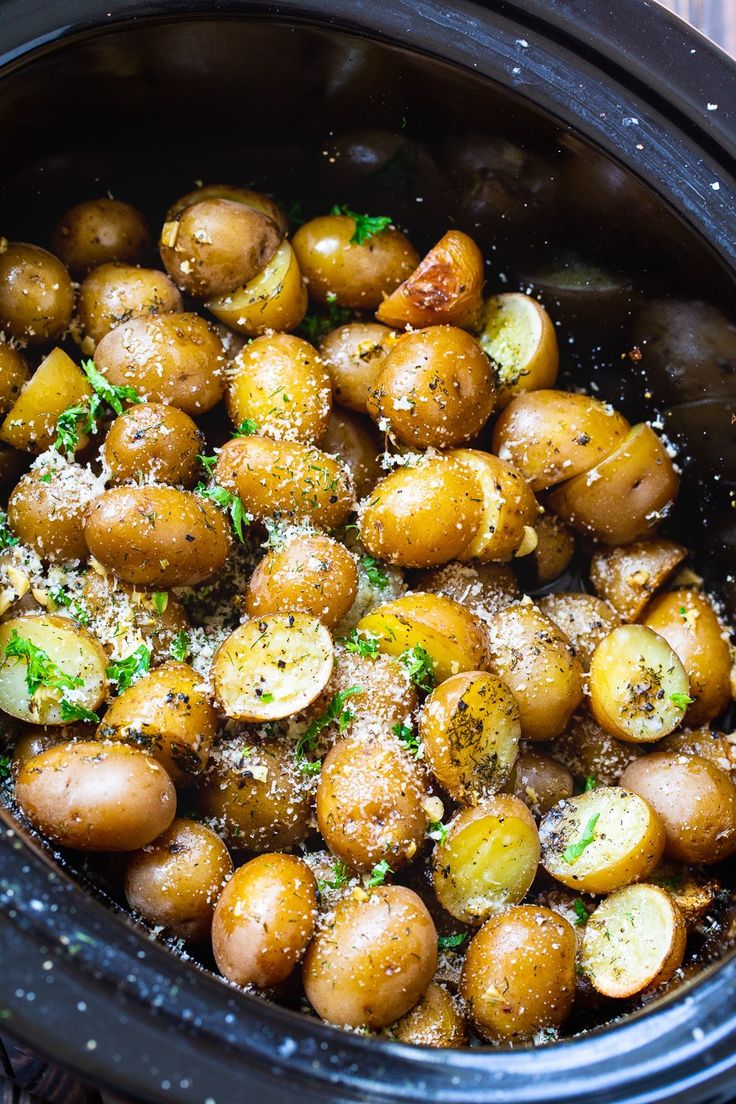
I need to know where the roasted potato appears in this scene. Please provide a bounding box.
[0,348,94,454]
[414,561,520,621]
[391,982,467,1047]
[245,534,358,630]
[305,645,417,742]
[539,592,621,670]
[452,449,540,562]
[505,751,574,818]
[589,539,688,623]
[0,344,29,416]
[52,198,150,275]
[7,458,100,563]
[657,727,736,777]
[319,407,382,499]
[319,323,396,413]
[376,230,484,329]
[207,240,307,336]
[102,402,203,487]
[77,263,183,346]
[76,570,190,664]
[0,243,74,344]
[477,293,559,408]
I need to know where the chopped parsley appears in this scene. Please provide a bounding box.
[392,720,421,758]
[572,899,589,926]
[48,587,90,627]
[107,644,151,694]
[59,700,100,724]
[562,813,600,865]
[55,358,141,455]
[339,628,380,659]
[169,630,190,662]
[428,820,448,845]
[366,859,393,887]
[260,691,274,704]
[152,592,168,614]
[399,644,435,693]
[438,932,467,951]
[331,205,393,245]
[0,754,12,781]
[194,482,250,542]
[198,453,218,475]
[2,629,96,720]
[670,692,694,710]
[584,775,597,792]
[299,292,352,344]
[317,860,350,893]
[294,685,361,774]
[0,509,19,549]
[234,419,258,437]
[359,555,389,591]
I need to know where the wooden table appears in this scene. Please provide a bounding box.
[658,0,735,54]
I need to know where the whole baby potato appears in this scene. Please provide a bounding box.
[52,198,150,275]
[245,534,358,630]
[0,345,29,415]
[166,184,288,234]
[504,751,574,818]
[160,198,282,299]
[84,486,232,586]
[367,326,495,448]
[207,240,307,336]
[15,741,176,850]
[292,213,419,308]
[125,818,233,942]
[8,459,100,563]
[358,456,483,568]
[392,982,468,1048]
[319,322,396,413]
[98,662,216,783]
[214,436,354,528]
[319,407,383,499]
[302,886,438,1028]
[212,853,317,988]
[77,263,183,345]
[452,449,539,562]
[376,230,484,329]
[93,312,226,414]
[102,403,203,487]
[0,243,74,345]
[226,332,332,443]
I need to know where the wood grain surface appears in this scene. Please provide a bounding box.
[658,0,736,55]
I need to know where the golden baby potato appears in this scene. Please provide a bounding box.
[415,561,520,621]
[0,348,94,454]
[102,402,203,487]
[7,459,100,563]
[0,243,74,344]
[166,184,288,234]
[477,292,559,408]
[319,406,383,499]
[539,591,621,670]
[77,263,183,345]
[376,230,484,329]
[245,534,358,629]
[52,198,150,275]
[589,538,688,622]
[504,752,574,818]
[206,240,307,336]
[392,982,468,1048]
[452,449,540,562]
[319,322,396,413]
[0,344,29,416]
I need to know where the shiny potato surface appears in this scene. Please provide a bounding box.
[207,240,307,336]
[166,184,288,233]
[415,561,520,621]
[102,402,202,487]
[0,348,93,454]
[52,198,150,275]
[477,292,559,408]
[452,448,539,562]
[376,230,484,329]
[392,982,467,1047]
[539,591,621,671]
[589,539,688,622]
[320,322,396,413]
[505,752,574,818]
[0,243,74,344]
[7,459,98,563]
[319,407,383,499]
[0,344,29,416]
[77,263,183,345]
[245,534,358,629]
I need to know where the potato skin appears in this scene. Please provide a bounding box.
[319,407,382,499]
[478,292,559,409]
[84,486,232,586]
[505,752,574,817]
[52,198,150,275]
[621,753,736,864]
[553,711,644,787]
[358,457,483,568]
[8,461,97,563]
[214,435,354,528]
[519,514,575,589]
[589,539,688,623]
[124,818,233,941]
[292,214,419,309]
[93,312,226,414]
[303,886,438,1028]
[392,982,467,1047]
[0,348,94,454]
[0,345,29,416]
[98,662,216,783]
[15,741,176,851]
[306,646,417,741]
[0,243,74,345]
[245,534,358,630]
[102,402,203,487]
[376,230,484,329]
[539,591,621,670]
[461,906,576,1041]
[452,449,540,562]
[319,323,396,413]
[77,263,183,345]
[415,561,520,621]
[166,184,288,235]
[206,240,307,336]
[226,332,332,443]
[368,327,495,448]
[212,854,317,987]
[79,570,190,665]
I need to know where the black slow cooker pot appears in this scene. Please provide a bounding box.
[1,2,735,1102]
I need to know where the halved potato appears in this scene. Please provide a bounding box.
[207,240,307,335]
[580,883,686,998]
[477,293,559,408]
[589,539,688,622]
[0,348,94,454]
[539,786,665,895]
[452,449,539,562]
[212,614,333,721]
[376,230,484,329]
[0,614,108,724]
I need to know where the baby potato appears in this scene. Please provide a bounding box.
[553,711,644,787]
[245,534,358,630]
[539,786,665,894]
[303,886,438,1028]
[657,727,736,777]
[485,603,584,741]
[84,486,231,587]
[0,344,29,416]
[77,263,183,346]
[492,390,630,492]
[539,592,621,670]
[0,549,31,618]
[102,402,203,487]
[160,198,282,299]
[452,449,539,562]
[589,625,690,743]
[207,240,307,336]
[77,571,190,664]
[376,230,484,329]
[0,615,108,725]
[166,184,288,235]
[433,796,539,924]
[621,753,736,864]
[212,853,317,987]
[651,862,720,928]
[194,734,313,852]
[306,646,417,743]
[546,424,679,545]
[357,592,490,685]
[367,327,495,449]
[520,514,576,588]
[93,312,226,415]
[292,213,419,309]
[642,588,731,727]
[319,322,396,413]
[212,615,333,722]
[358,456,483,568]
[581,884,686,998]
[392,982,467,1047]
[319,407,382,498]
[589,539,688,622]
[461,906,576,1041]
[52,198,150,275]
[214,435,354,528]
[477,293,559,409]
[0,348,94,454]
[124,818,233,942]
[0,243,74,345]
[226,332,332,443]
[316,735,429,872]
[505,751,574,818]
[419,671,521,803]
[415,561,520,621]
[7,459,100,563]
[15,740,176,850]
[98,661,216,783]
[12,726,66,774]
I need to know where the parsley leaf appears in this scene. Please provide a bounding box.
[572,899,589,926]
[562,813,600,864]
[59,699,100,724]
[198,453,218,475]
[0,754,12,781]
[82,358,140,416]
[670,692,694,710]
[153,592,168,614]
[299,293,352,344]
[438,932,467,951]
[0,508,19,548]
[317,860,350,893]
[194,482,250,542]
[4,630,83,697]
[360,555,389,591]
[399,644,435,693]
[107,644,151,694]
[339,628,380,659]
[428,820,448,845]
[55,359,141,454]
[366,859,392,887]
[234,419,258,437]
[331,205,393,245]
[584,775,597,792]
[294,685,361,774]
[48,587,90,627]
[392,720,421,758]
[169,630,190,662]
